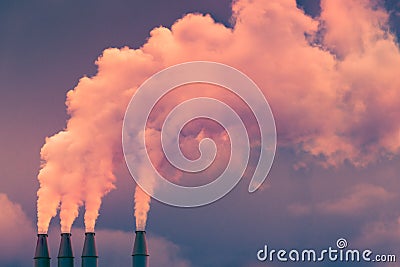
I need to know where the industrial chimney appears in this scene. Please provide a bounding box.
[81,232,98,267]
[58,233,74,267]
[34,234,50,267]
[132,231,149,267]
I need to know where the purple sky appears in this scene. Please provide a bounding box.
[1,1,400,266]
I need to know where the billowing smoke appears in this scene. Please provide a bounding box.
[37,0,400,233]
[37,50,158,233]
[134,187,151,231]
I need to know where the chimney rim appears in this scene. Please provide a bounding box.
[60,232,72,235]
[37,233,48,237]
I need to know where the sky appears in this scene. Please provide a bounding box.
[1,0,400,266]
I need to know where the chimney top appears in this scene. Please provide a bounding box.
[34,234,50,259]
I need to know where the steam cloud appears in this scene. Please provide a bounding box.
[134,187,151,231]
[37,0,400,233]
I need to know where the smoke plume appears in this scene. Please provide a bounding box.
[37,0,400,233]
[36,49,157,233]
[134,187,151,231]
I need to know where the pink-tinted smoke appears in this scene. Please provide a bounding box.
[37,0,400,233]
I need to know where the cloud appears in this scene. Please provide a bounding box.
[288,183,394,216]
[317,183,394,215]
[59,0,400,185]
[354,217,400,248]
[320,0,389,57]
[147,235,191,267]
[0,193,35,267]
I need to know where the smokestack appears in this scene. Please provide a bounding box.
[132,231,149,267]
[34,234,50,267]
[58,233,74,267]
[81,232,98,267]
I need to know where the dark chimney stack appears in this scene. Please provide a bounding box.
[58,233,74,267]
[81,232,98,267]
[34,234,50,267]
[132,231,149,267]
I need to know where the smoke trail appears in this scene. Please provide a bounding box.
[36,49,157,233]
[36,82,122,233]
[37,0,400,233]
[134,187,151,231]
